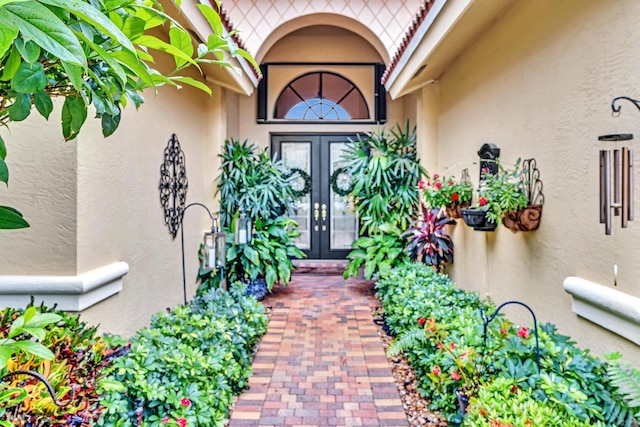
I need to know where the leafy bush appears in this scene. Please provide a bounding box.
[379,263,638,426]
[343,222,408,280]
[98,284,268,427]
[0,304,123,427]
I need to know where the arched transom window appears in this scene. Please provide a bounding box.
[274,71,369,120]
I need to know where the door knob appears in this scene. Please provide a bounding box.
[321,203,327,231]
[314,202,320,231]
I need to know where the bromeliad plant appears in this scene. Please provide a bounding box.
[403,204,456,272]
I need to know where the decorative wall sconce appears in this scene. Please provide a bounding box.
[234,210,252,245]
[478,143,501,180]
[599,97,637,235]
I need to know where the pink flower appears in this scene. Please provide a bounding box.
[517,327,529,339]
[418,179,427,190]
[478,196,487,206]
[433,173,439,179]
[418,317,426,325]
[432,366,441,376]
[449,342,456,350]
[180,398,191,407]
[451,193,460,202]
[434,182,442,190]
[176,418,187,427]
[448,181,454,186]
[161,418,170,423]
[436,342,444,350]
[451,371,461,381]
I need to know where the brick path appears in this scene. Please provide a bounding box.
[228,274,408,427]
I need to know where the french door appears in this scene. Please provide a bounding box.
[272,134,359,259]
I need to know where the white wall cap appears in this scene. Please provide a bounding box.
[563,276,640,346]
[0,262,129,311]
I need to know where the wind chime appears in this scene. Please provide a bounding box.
[599,96,638,235]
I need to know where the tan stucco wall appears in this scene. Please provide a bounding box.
[422,0,640,363]
[0,59,225,337]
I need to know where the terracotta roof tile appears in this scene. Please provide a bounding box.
[382,0,436,85]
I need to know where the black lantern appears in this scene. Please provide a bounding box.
[203,215,226,270]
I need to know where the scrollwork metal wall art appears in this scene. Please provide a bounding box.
[159,134,188,239]
[521,158,544,206]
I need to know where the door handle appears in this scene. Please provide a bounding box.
[321,203,327,231]
[314,202,320,231]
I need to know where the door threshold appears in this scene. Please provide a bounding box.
[293,259,348,275]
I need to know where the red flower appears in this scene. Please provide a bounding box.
[478,196,487,206]
[432,366,441,376]
[418,179,427,190]
[451,193,460,202]
[436,342,443,350]
[434,182,442,190]
[449,342,456,350]
[448,181,454,186]
[176,418,187,427]
[517,327,529,339]
[451,371,461,381]
[433,173,439,179]
[161,418,170,423]
[180,398,191,407]
[418,317,426,325]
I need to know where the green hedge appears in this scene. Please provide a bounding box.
[97,284,268,427]
[378,263,637,426]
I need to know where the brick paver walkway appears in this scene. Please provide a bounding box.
[228,274,408,427]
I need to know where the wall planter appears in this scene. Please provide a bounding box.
[445,201,470,219]
[461,207,497,231]
[502,158,544,233]
[503,204,543,232]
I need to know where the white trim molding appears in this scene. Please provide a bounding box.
[563,276,640,346]
[0,262,129,311]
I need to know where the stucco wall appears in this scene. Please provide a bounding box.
[0,60,224,337]
[430,0,640,362]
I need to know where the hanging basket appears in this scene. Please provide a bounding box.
[445,201,470,219]
[503,205,543,233]
[461,207,497,231]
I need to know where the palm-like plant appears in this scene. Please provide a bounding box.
[403,204,456,272]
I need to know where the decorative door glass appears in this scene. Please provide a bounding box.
[330,142,358,249]
[281,142,311,249]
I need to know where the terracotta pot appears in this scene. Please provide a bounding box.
[445,201,470,219]
[503,205,543,233]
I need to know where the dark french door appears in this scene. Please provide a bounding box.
[272,134,359,259]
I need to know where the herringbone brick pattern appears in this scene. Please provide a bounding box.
[228,274,408,427]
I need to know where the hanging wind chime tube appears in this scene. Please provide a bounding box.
[598,133,634,235]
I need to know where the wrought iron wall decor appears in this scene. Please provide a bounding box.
[503,158,544,233]
[598,97,637,235]
[159,134,188,239]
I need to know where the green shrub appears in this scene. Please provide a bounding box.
[98,284,268,427]
[379,262,638,426]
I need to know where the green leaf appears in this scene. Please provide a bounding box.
[14,38,40,63]
[197,4,223,36]
[0,135,6,160]
[61,96,87,140]
[169,24,193,69]
[265,265,276,288]
[73,31,126,87]
[133,35,199,70]
[8,93,31,122]
[0,157,7,184]
[0,346,12,369]
[110,50,154,88]
[119,14,146,40]
[0,9,19,58]
[5,2,86,67]
[0,206,29,229]
[1,45,21,81]
[11,61,46,93]
[101,111,121,137]
[12,340,55,360]
[39,0,136,53]
[243,245,259,266]
[61,60,84,91]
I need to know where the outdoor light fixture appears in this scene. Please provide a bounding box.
[203,215,226,270]
[179,202,225,304]
[234,210,252,245]
[598,97,637,235]
[478,143,501,180]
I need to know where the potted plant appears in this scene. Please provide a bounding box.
[403,203,456,272]
[420,171,473,219]
[462,160,528,231]
[501,158,544,232]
